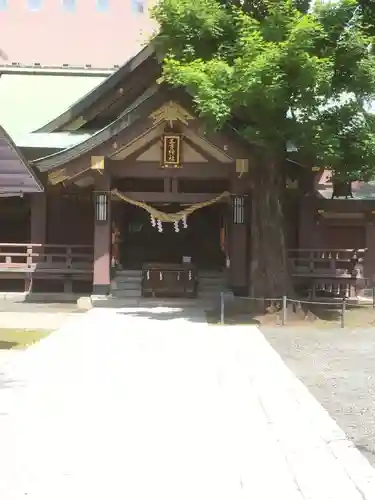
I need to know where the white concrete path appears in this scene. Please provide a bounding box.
[0,311,77,330]
[0,306,375,499]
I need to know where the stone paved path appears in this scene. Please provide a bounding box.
[0,306,374,499]
[0,301,80,330]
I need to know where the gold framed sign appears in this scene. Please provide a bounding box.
[162,134,182,168]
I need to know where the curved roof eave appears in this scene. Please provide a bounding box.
[34,42,156,134]
[34,84,160,172]
[0,126,44,194]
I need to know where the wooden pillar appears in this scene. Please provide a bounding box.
[228,222,248,295]
[27,193,47,293]
[92,175,111,296]
[299,197,317,249]
[364,221,375,287]
[30,193,47,244]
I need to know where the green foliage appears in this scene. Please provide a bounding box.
[152,0,375,180]
[358,0,375,36]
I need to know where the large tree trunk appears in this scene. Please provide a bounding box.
[250,156,292,298]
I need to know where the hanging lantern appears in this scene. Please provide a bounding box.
[232,195,245,224]
[95,192,109,222]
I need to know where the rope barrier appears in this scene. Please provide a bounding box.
[286,298,344,306]
[223,295,344,306]
[231,296,282,302]
[111,189,230,223]
[219,292,350,327]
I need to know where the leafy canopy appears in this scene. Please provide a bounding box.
[152,0,375,180]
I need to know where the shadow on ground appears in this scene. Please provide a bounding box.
[115,306,208,323]
[209,296,357,327]
[0,341,18,350]
[0,302,80,314]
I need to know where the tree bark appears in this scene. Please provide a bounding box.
[249,155,292,298]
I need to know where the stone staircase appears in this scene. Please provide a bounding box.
[111,269,142,298]
[111,269,226,300]
[197,270,227,300]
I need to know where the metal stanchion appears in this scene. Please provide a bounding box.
[220,291,224,325]
[282,295,287,325]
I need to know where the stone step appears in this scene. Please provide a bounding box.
[360,288,374,298]
[198,277,226,285]
[112,282,225,296]
[198,280,226,288]
[111,269,226,298]
[111,291,220,301]
[115,269,142,278]
[112,280,141,291]
[115,269,224,278]
[111,289,142,298]
[198,290,225,297]
[198,278,226,286]
[112,285,141,293]
[115,276,223,282]
[198,288,225,295]
[198,270,225,277]
[92,296,216,308]
[114,275,142,283]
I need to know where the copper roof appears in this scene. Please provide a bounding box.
[0,126,44,195]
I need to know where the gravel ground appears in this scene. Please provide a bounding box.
[261,326,375,467]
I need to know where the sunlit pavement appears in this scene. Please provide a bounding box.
[0,306,374,499]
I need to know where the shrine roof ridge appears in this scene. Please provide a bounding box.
[35,43,156,134]
[34,84,161,172]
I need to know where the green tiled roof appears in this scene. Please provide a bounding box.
[0,73,106,137]
[14,132,93,150]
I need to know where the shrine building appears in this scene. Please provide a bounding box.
[0,43,374,301]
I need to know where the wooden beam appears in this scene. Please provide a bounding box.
[109,161,232,179]
[164,178,171,193]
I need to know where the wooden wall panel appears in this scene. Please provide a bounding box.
[47,190,94,245]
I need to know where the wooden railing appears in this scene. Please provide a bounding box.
[0,243,93,274]
[0,245,364,277]
[288,248,367,280]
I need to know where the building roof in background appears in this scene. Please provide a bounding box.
[0,2,156,68]
[317,170,375,200]
[0,72,107,137]
[35,44,157,133]
[0,126,43,195]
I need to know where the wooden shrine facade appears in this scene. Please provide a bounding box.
[0,44,374,299]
